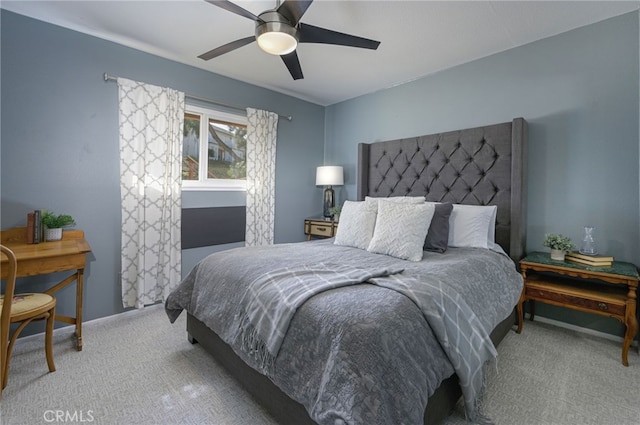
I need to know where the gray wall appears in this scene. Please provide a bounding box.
[325,12,639,337]
[0,10,325,328]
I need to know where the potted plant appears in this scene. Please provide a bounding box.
[329,205,342,221]
[543,233,575,261]
[41,211,75,241]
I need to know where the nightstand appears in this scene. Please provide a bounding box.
[304,218,338,240]
[516,251,639,366]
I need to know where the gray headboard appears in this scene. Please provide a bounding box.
[357,118,527,262]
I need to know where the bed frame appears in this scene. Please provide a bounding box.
[187,118,528,424]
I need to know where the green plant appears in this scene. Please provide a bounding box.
[329,205,342,217]
[41,211,75,229]
[543,233,575,251]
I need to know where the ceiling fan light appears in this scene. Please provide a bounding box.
[255,13,298,56]
[257,31,298,55]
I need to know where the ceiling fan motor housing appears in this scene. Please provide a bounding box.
[255,11,299,55]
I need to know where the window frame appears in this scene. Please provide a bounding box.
[181,104,248,192]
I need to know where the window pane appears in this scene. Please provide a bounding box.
[182,113,200,181]
[207,119,247,180]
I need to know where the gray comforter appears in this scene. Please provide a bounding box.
[165,239,523,425]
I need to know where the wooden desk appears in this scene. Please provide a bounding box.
[1,227,91,351]
[517,252,638,366]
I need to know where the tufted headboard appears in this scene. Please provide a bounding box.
[357,118,527,262]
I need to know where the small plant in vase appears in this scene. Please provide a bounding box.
[543,233,575,261]
[329,205,342,221]
[41,211,75,241]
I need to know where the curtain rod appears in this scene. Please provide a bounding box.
[103,73,292,121]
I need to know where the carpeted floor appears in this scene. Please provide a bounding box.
[1,304,638,425]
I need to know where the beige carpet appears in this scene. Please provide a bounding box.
[1,304,639,425]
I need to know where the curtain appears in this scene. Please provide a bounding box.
[245,108,279,246]
[117,78,185,309]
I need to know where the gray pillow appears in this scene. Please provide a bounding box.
[424,202,453,253]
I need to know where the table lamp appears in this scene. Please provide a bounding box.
[316,166,344,218]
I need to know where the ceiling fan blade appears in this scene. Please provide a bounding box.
[298,23,380,50]
[198,36,255,60]
[281,51,304,80]
[204,0,263,22]
[277,0,313,26]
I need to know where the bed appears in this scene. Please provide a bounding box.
[166,117,528,425]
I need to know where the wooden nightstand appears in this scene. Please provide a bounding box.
[304,218,338,240]
[516,251,639,366]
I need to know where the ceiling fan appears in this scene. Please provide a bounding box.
[198,0,381,80]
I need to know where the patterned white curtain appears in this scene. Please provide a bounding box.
[117,78,185,308]
[245,108,279,246]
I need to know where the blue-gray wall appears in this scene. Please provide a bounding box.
[0,10,325,329]
[2,9,639,340]
[325,12,640,337]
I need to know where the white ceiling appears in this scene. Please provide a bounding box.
[2,1,638,106]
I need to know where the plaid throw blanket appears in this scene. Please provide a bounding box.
[368,273,497,424]
[236,263,404,371]
[237,263,496,423]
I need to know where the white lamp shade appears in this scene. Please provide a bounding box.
[316,166,344,186]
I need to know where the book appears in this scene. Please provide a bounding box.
[565,251,614,262]
[564,252,613,267]
[565,256,612,268]
[33,209,41,244]
[26,212,35,244]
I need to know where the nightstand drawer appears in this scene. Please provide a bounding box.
[525,285,626,316]
[309,223,333,237]
[304,218,338,239]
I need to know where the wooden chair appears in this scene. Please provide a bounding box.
[0,244,56,397]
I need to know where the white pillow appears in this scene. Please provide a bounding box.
[365,195,425,205]
[334,200,377,250]
[367,201,435,261]
[448,204,497,249]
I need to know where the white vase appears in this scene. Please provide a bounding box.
[550,249,565,261]
[44,227,63,242]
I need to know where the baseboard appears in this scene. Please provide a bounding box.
[532,315,639,347]
[17,303,638,349]
[14,303,165,343]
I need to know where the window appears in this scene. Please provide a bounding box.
[182,105,247,191]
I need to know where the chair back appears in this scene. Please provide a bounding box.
[1,244,17,394]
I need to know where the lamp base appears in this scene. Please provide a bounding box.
[323,186,335,218]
